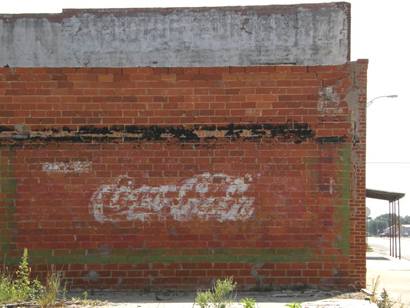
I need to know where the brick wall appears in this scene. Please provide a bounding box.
[0,62,367,290]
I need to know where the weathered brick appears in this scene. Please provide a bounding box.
[0,62,367,290]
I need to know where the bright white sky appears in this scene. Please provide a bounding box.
[1,0,408,218]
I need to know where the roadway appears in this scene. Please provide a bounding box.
[367,236,410,260]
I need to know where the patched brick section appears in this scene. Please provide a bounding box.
[0,63,367,290]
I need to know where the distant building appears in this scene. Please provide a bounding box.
[380,225,410,237]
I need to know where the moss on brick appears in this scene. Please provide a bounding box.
[1,248,315,265]
[0,148,16,256]
[333,145,351,255]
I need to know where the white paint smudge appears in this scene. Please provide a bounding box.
[42,161,92,173]
[90,173,255,223]
[329,177,336,195]
[318,86,342,114]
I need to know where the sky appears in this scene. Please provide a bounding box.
[0,0,409,218]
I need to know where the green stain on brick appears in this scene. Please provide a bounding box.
[0,147,17,256]
[0,200,16,255]
[333,146,351,255]
[304,146,352,256]
[0,157,16,195]
[0,179,16,194]
[2,247,315,266]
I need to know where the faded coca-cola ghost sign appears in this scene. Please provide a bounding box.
[90,173,255,223]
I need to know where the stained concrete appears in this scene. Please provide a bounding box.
[0,3,350,67]
[65,290,374,307]
[366,249,410,307]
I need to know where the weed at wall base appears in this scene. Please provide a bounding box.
[0,248,62,306]
[194,277,257,308]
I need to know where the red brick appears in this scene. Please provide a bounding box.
[0,62,367,290]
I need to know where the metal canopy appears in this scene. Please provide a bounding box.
[366,189,405,202]
[366,188,405,259]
